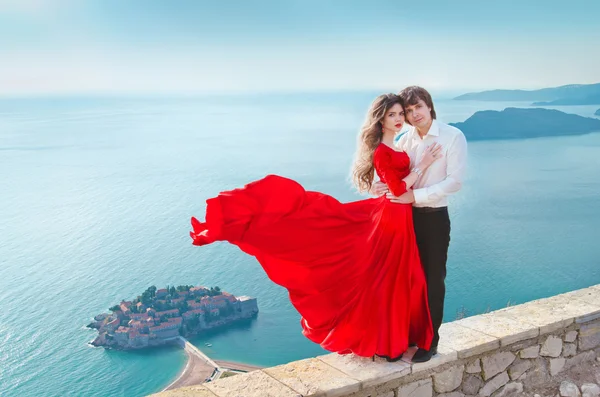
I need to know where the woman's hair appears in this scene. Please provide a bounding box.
[351,93,403,193]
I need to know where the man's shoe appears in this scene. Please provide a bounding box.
[411,346,437,363]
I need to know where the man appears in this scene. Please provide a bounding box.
[372,86,467,363]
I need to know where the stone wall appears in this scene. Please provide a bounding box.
[150,284,600,397]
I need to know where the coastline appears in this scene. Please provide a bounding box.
[161,339,263,392]
[162,347,214,391]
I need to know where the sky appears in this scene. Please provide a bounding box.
[1,0,599,95]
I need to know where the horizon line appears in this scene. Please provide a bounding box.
[1,82,599,100]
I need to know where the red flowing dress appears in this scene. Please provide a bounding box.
[190,143,433,360]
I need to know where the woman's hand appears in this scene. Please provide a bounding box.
[418,143,443,169]
[371,181,389,196]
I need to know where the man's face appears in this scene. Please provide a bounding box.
[404,99,432,129]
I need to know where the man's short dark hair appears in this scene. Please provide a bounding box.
[398,86,436,123]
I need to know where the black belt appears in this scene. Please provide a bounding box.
[412,206,447,214]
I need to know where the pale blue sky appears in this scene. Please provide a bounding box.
[1,0,599,95]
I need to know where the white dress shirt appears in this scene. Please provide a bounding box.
[395,120,468,208]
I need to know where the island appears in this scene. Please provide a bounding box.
[88,285,258,350]
[449,108,600,141]
[531,94,600,106]
[453,83,600,106]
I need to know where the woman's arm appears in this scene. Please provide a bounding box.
[373,143,442,196]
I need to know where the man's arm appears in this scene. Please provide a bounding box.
[412,132,467,205]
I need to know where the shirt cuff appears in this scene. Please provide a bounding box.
[413,187,429,205]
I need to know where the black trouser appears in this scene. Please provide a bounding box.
[412,207,451,348]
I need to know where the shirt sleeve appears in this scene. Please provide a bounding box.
[373,149,408,197]
[413,131,468,205]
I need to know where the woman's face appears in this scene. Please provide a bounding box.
[381,103,405,134]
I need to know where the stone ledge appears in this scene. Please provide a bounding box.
[205,370,301,397]
[263,357,360,397]
[319,351,410,388]
[150,283,600,397]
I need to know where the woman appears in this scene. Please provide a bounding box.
[190,93,442,361]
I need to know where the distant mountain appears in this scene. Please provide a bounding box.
[450,108,600,141]
[532,94,600,106]
[453,83,600,105]
[595,109,600,116]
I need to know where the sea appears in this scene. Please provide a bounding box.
[1,91,599,396]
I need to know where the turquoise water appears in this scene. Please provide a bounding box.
[1,93,599,397]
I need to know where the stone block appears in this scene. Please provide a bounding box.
[581,383,600,397]
[465,359,481,374]
[522,358,550,389]
[456,313,538,347]
[492,382,523,397]
[560,381,582,397]
[319,353,410,389]
[518,345,540,359]
[540,335,562,357]
[205,370,301,397]
[264,358,359,397]
[565,331,578,343]
[492,294,595,334]
[461,374,483,395]
[563,343,577,357]
[565,351,596,371]
[559,288,600,323]
[508,358,532,380]
[438,322,499,359]
[550,358,566,376]
[579,322,600,350]
[481,352,516,380]
[479,372,509,397]
[397,378,433,397]
[433,364,464,393]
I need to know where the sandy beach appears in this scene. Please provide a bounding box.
[162,351,215,391]
[162,339,264,391]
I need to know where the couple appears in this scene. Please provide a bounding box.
[190,86,468,363]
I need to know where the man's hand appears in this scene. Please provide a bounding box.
[386,190,415,204]
[371,181,389,196]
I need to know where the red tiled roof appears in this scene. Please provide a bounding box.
[155,309,179,316]
[149,322,179,332]
[183,309,205,318]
